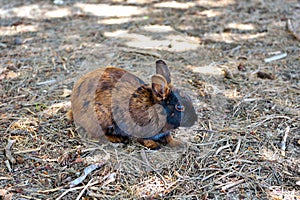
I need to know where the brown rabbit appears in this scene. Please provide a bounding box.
[69,60,197,149]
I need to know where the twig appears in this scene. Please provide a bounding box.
[55,185,85,200]
[81,146,105,153]
[14,147,42,154]
[287,19,300,41]
[5,140,16,164]
[88,192,110,198]
[191,138,226,146]
[36,79,56,86]
[201,171,221,182]
[19,195,40,200]
[76,178,95,200]
[101,173,116,187]
[220,179,245,191]
[280,126,290,156]
[234,138,242,155]
[264,53,287,63]
[140,149,152,172]
[70,162,107,187]
[243,98,262,102]
[194,129,218,133]
[214,144,231,156]
[228,159,254,164]
[38,186,64,194]
[121,47,161,58]
[200,171,235,190]
[229,45,241,55]
[55,180,100,200]
[4,160,12,172]
[23,108,36,115]
[0,176,13,180]
[247,115,291,129]
[24,155,57,162]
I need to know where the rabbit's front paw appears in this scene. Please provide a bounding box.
[137,139,161,150]
[165,134,184,149]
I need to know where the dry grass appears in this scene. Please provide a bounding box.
[1,0,299,199]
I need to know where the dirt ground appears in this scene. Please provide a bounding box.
[0,0,299,199]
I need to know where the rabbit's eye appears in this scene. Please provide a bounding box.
[175,104,185,112]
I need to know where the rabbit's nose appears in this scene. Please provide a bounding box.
[181,111,197,127]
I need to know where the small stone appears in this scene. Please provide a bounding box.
[14,37,23,45]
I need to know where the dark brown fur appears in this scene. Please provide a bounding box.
[70,61,197,149]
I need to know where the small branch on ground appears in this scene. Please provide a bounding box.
[5,140,16,164]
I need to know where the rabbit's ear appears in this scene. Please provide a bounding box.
[151,74,170,100]
[156,60,171,84]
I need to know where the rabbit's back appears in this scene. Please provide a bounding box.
[71,67,145,141]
